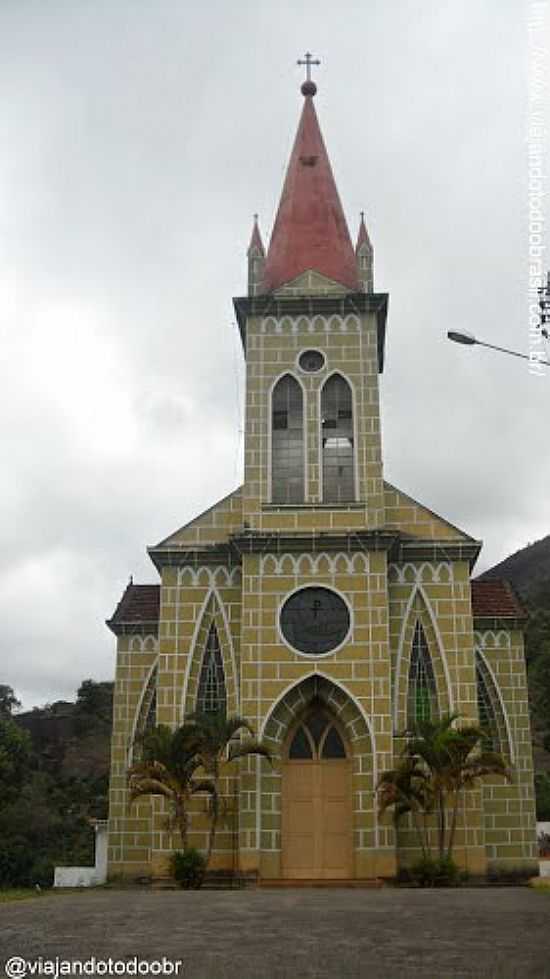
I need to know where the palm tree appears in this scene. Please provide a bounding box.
[127,724,216,849]
[402,713,510,860]
[377,757,433,859]
[181,711,272,865]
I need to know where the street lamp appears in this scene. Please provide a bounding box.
[447,330,550,367]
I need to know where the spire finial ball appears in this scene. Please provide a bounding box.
[301,80,317,97]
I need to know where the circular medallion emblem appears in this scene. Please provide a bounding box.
[280,587,350,655]
[298,349,325,373]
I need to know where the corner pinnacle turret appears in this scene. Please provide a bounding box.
[356,211,374,293]
[247,214,265,296]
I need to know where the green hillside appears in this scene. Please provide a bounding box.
[0,680,113,887]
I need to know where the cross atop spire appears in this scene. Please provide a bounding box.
[297,51,320,96]
[298,51,320,82]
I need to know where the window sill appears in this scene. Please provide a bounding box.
[262,502,366,512]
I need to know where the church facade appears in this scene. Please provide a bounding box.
[106,76,538,882]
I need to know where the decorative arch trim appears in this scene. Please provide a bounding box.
[388,562,453,586]
[176,566,242,588]
[260,314,361,335]
[259,551,368,576]
[259,672,377,779]
[474,630,512,650]
[129,635,159,653]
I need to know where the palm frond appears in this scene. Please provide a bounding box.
[128,759,171,782]
[128,777,173,804]
[228,740,272,764]
[190,778,217,797]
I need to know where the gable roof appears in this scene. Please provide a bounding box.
[384,481,474,541]
[151,487,243,552]
[471,578,527,620]
[106,583,160,635]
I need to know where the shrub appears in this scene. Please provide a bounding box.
[535,773,550,820]
[487,866,535,885]
[0,842,54,889]
[29,857,54,889]
[409,855,461,887]
[170,848,207,890]
[0,838,34,887]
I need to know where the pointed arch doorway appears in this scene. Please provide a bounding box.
[282,702,352,879]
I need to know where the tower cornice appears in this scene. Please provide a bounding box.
[147,532,482,570]
[232,291,389,372]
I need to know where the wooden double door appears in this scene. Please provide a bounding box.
[281,707,352,879]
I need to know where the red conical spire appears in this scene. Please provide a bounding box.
[247,214,265,257]
[263,87,359,293]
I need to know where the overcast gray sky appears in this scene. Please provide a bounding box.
[2,1,549,709]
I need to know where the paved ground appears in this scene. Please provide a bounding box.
[1,887,550,979]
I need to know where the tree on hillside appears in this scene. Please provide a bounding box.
[529,648,550,753]
[0,715,31,803]
[525,608,550,665]
[0,684,21,718]
[75,679,113,727]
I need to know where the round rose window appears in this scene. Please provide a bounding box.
[298,349,325,373]
[280,587,350,655]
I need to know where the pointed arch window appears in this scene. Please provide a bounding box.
[136,666,157,734]
[197,625,226,716]
[287,705,347,761]
[144,688,156,734]
[271,375,304,504]
[321,375,355,503]
[475,652,507,755]
[407,622,438,726]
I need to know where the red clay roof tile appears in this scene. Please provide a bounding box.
[471,578,526,619]
[107,583,160,634]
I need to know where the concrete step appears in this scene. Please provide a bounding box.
[152,871,255,890]
[259,878,385,889]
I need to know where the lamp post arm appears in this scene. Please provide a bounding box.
[476,339,550,366]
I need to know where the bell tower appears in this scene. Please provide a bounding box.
[233,68,389,536]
